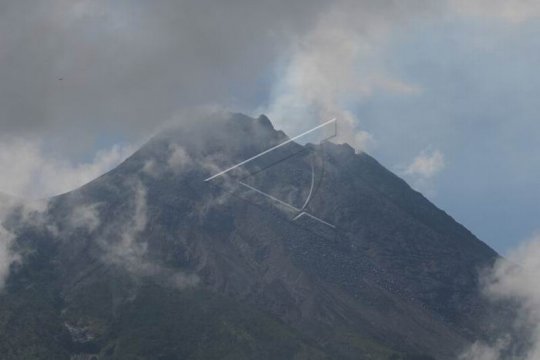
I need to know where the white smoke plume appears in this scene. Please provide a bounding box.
[104,180,148,268]
[404,150,446,179]
[401,149,446,196]
[263,0,540,154]
[143,142,194,178]
[461,234,540,360]
[167,144,193,173]
[264,1,425,152]
[0,137,134,199]
[67,203,102,233]
[101,180,199,289]
[0,196,50,290]
[0,222,18,290]
[2,0,539,201]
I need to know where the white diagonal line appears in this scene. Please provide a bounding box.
[240,182,335,228]
[299,157,315,211]
[238,181,300,212]
[204,118,336,181]
[294,212,336,229]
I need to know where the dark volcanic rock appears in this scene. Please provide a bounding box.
[0,112,500,360]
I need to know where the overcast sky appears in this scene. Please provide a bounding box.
[1,0,539,253]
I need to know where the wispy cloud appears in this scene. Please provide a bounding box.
[461,233,540,359]
[0,138,134,199]
[404,149,446,179]
[0,222,18,290]
[99,179,199,289]
[0,196,49,290]
[400,149,445,196]
[102,180,148,269]
[167,144,193,174]
[67,203,102,232]
[264,1,424,152]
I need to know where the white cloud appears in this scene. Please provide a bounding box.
[354,130,376,153]
[0,224,18,290]
[100,180,199,289]
[459,339,508,360]
[67,203,102,232]
[264,1,423,152]
[167,144,192,173]
[404,149,446,179]
[461,233,540,360]
[400,149,445,196]
[0,197,49,290]
[0,138,134,199]
[105,180,148,267]
[141,142,193,178]
[1,0,535,188]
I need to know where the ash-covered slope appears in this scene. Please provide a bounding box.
[0,113,500,360]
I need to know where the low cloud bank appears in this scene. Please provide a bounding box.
[0,222,17,290]
[0,197,49,290]
[461,234,540,360]
[3,0,540,200]
[0,137,134,199]
[0,146,201,291]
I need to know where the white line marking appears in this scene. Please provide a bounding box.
[204,118,336,181]
[294,212,336,229]
[299,157,315,211]
[238,181,300,212]
[240,181,335,228]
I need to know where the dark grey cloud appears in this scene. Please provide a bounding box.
[0,0,450,151]
[0,0,442,197]
[3,0,540,250]
[0,0,329,149]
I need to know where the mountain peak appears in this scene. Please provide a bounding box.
[1,112,502,360]
[256,114,274,130]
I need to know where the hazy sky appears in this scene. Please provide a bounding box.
[0,0,539,253]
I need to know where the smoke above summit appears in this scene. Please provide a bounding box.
[1,0,532,149]
[1,0,540,254]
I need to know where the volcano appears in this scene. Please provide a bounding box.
[0,113,503,360]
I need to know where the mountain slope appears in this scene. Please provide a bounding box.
[0,113,500,359]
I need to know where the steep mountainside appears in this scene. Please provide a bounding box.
[0,113,500,360]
